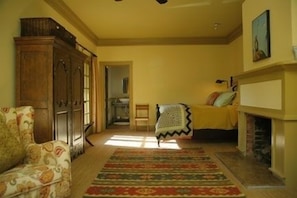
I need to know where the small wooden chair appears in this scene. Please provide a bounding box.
[135,104,149,131]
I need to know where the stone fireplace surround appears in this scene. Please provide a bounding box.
[234,61,297,190]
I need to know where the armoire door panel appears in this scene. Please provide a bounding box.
[72,109,83,141]
[54,50,71,109]
[71,54,85,156]
[55,111,70,144]
[71,57,84,105]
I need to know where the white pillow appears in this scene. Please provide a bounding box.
[213,91,236,107]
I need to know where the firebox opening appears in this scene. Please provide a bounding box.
[253,117,271,165]
[246,115,272,166]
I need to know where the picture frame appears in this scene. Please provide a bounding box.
[252,10,270,62]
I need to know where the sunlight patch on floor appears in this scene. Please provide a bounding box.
[104,135,181,149]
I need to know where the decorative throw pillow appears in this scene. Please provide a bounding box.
[206,92,220,105]
[0,114,25,174]
[232,91,240,106]
[213,91,236,107]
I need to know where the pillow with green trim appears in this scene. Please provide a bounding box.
[0,114,25,173]
[213,91,236,107]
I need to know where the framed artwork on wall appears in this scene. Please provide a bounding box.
[252,10,270,62]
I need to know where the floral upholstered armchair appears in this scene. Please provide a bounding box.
[0,106,71,197]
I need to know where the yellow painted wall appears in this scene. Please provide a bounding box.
[98,41,243,123]
[0,0,96,106]
[291,0,297,45]
[0,0,243,112]
[242,0,296,71]
[227,35,244,76]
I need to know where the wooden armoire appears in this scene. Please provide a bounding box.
[15,36,87,158]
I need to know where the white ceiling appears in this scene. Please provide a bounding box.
[48,0,244,45]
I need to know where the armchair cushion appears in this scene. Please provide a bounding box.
[2,164,62,197]
[0,114,25,174]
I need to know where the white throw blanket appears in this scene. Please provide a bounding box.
[155,103,193,142]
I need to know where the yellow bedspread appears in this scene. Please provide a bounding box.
[191,104,238,130]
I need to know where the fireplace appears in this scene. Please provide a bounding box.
[234,62,297,190]
[246,114,271,165]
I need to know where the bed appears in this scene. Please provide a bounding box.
[155,91,238,146]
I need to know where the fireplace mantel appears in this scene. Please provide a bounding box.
[235,61,297,120]
[235,61,297,80]
[234,61,297,189]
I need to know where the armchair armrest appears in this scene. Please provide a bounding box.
[24,140,71,172]
[24,140,72,196]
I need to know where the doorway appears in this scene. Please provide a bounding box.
[100,61,133,130]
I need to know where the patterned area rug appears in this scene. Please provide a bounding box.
[83,148,245,198]
[216,152,285,189]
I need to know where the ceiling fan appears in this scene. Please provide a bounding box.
[156,0,167,4]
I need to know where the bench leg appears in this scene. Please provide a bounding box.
[86,137,94,146]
